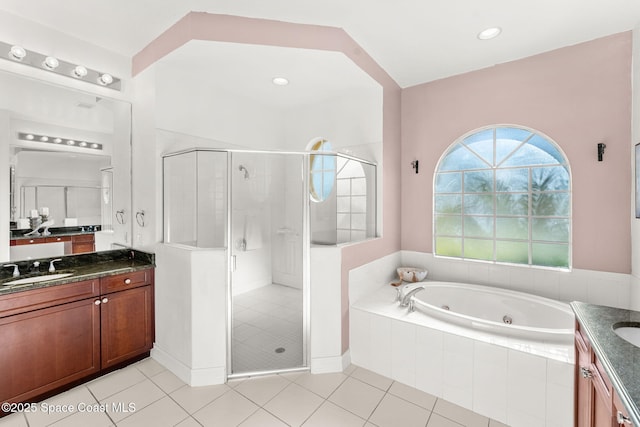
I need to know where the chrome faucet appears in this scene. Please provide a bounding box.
[400,285,425,307]
[3,263,20,277]
[48,259,62,272]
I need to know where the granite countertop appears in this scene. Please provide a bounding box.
[571,301,640,426]
[10,226,99,240]
[0,249,155,296]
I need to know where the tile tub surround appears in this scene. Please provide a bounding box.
[0,357,509,426]
[571,302,640,426]
[350,285,574,427]
[0,249,155,296]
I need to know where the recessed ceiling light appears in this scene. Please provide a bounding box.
[272,77,289,86]
[478,27,502,40]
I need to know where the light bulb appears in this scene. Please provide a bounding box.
[73,65,88,78]
[98,73,113,85]
[79,141,87,147]
[40,136,49,142]
[67,140,76,145]
[42,56,59,70]
[9,45,26,61]
[25,134,34,140]
[53,138,62,143]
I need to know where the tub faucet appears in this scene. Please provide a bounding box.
[400,285,425,307]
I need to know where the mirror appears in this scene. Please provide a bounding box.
[0,70,132,262]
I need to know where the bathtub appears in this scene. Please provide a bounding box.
[349,280,575,427]
[410,281,574,343]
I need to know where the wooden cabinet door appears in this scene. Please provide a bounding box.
[71,234,95,254]
[100,285,153,369]
[576,329,594,427]
[0,298,100,403]
[592,362,615,427]
[614,391,635,426]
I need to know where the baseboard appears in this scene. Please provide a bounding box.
[310,350,351,374]
[151,346,226,386]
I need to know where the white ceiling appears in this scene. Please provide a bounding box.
[1,0,640,87]
[156,41,381,108]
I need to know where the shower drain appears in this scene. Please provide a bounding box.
[275,347,286,354]
[503,315,513,324]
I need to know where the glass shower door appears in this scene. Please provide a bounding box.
[229,152,307,376]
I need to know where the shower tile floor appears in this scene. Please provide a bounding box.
[232,284,304,373]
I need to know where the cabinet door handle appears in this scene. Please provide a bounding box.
[94,300,101,305]
[617,411,633,425]
[124,278,131,285]
[102,298,108,304]
[580,367,593,379]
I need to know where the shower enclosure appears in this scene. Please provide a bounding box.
[163,148,376,378]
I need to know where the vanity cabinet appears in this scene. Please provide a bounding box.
[10,233,95,254]
[575,322,635,427]
[100,269,154,368]
[0,268,154,405]
[71,234,95,254]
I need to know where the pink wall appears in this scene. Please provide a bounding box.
[132,12,402,355]
[401,32,632,273]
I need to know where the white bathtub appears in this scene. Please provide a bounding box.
[349,281,575,427]
[410,281,574,343]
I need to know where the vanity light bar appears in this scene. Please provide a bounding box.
[1,41,121,91]
[18,132,103,151]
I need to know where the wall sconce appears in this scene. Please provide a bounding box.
[411,160,419,174]
[1,41,121,91]
[597,143,606,162]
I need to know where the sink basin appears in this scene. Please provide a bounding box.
[3,273,74,286]
[614,325,640,347]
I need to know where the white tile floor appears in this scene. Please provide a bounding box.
[232,284,304,373]
[0,358,510,427]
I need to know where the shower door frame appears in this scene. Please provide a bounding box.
[226,149,311,379]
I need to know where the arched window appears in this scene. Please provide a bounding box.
[308,138,336,202]
[434,126,571,269]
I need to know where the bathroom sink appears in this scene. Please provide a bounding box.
[2,273,74,286]
[613,325,640,348]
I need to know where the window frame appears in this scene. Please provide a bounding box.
[432,125,572,270]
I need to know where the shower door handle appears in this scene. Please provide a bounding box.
[232,255,237,272]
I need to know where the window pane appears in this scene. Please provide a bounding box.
[440,143,488,170]
[496,193,528,215]
[531,166,569,191]
[435,215,462,236]
[527,134,566,164]
[496,217,528,239]
[464,194,493,214]
[464,170,493,193]
[496,168,528,192]
[502,139,563,167]
[464,238,493,260]
[532,243,569,268]
[435,195,462,214]
[436,237,462,257]
[464,216,493,238]
[351,178,367,195]
[532,218,570,242]
[464,129,494,166]
[435,172,461,193]
[496,240,529,264]
[434,126,570,270]
[531,192,570,216]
